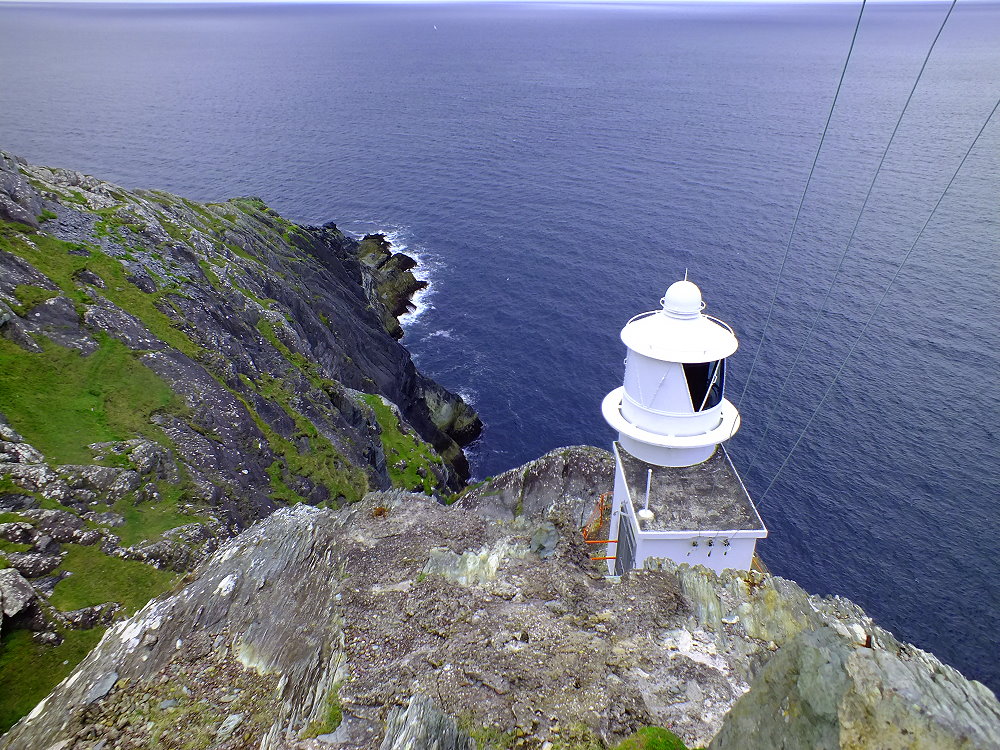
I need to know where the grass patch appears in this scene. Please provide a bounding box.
[0,627,106,733]
[612,727,693,750]
[255,319,324,387]
[37,209,57,223]
[0,334,182,465]
[237,374,367,504]
[457,715,515,750]
[302,683,343,739]
[49,543,176,614]
[197,258,222,289]
[10,284,58,315]
[91,205,145,239]
[1,220,201,358]
[112,483,200,547]
[361,394,442,494]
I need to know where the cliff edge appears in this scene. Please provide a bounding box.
[3,448,997,750]
[0,149,481,727]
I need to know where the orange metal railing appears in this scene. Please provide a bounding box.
[582,492,615,561]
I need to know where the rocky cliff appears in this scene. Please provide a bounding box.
[0,150,481,727]
[2,153,998,750]
[2,447,997,750]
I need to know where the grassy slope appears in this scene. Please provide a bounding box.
[0,628,106,733]
[0,334,180,465]
[361,394,444,494]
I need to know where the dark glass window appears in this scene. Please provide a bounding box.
[682,359,725,411]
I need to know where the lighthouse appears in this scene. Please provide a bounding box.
[600,279,767,576]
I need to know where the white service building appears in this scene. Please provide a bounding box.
[601,279,767,575]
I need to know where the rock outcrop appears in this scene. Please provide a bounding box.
[0,149,481,728]
[4,450,996,750]
[2,148,996,750]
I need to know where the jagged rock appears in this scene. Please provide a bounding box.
[82,511,126,528]
[20,509,84,543]
[0,568,39,624]
[0,463,66,498]
[708,625,1000,750]
[72,268,105,288]
[18,296,98,354]
[119,539,197,572]
[4,493,999,750]
[32,534,61,556]
[0,417,25,443]
[32,631,61,646]
[129,440,180,481]
[87,439,180,483]
[379,695,475,750]
[0,440,44,464]
[0,504,346,750]
[62,602,122,630]
[529,521,559,559]
[0,152,42,228]
[2,552,63,578]
[29,570,70,598]
[56,466,141,502]
[75,529,102,546]
[0,493,38,512]
[1,149,480,520]
[83,297,169,352]
[459,445,614,525]
[0,521,35,544]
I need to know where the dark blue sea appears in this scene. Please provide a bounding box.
[1,0,998,692]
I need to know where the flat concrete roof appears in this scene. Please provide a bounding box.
[616,442,766,532]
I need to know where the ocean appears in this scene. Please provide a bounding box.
[1,0,997,691]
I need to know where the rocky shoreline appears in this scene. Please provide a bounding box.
[1,152,998,749]
[0,148,481,729]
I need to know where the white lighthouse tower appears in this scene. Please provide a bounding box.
[600,279,767,576]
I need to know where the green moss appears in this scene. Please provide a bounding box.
[112,484,200,547]
[225,242,260,265]
[63,190,88,206]
[550,726,603,750]
[197,258,222,289]
[612,727,692,750]
[9,284,58,315]
[457,716,515,750]
[361,394,442,494]
[0,627,106,733]
[266,460,307,504]
[0,220,201,358]
[92,205,145,239]
[255,319,323,387]
[237,374,367,504]
[153,210,190,244]
[302,683,343,739]
[38,209,57,223]
[0,334,183,465]
[49,542,176,614]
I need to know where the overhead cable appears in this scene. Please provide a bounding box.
[757,94,1000,507]
[745,0,959,473]
[735,0,869,411]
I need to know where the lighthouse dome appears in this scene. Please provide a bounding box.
[661,280,703,319]
[619,279,738,363]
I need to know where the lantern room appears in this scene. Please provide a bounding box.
[599,279,767,575]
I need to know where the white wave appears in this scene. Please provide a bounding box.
[425,328,454,340]
[338,221,443,329]
[457,389,479,407]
